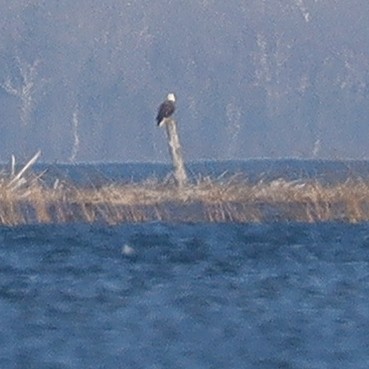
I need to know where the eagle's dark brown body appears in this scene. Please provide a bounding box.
[156,93,176,126]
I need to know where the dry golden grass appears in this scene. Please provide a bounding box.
[1,172,369,224]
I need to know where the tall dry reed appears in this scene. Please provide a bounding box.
[1,173,369,224]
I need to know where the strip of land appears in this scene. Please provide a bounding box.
[1,173,369,225]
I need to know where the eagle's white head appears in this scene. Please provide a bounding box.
[167,93,176,102]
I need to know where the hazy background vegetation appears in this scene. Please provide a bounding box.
[0,0,368,163]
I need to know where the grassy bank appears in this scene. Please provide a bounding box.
[1,172,369,224]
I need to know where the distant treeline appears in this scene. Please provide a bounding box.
[0,1,368,162]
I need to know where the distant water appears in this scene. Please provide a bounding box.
[18,158,369,186]
[1,222,369,369]
[2,160,369,368]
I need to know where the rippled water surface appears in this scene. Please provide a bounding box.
[1,222,369,368]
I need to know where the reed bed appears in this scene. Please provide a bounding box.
[1,171,369,225]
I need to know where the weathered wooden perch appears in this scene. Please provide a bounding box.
[162,118,188,188]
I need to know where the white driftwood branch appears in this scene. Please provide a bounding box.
[10,155,16,177]
[8,150,41,189]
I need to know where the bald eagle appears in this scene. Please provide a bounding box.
[156,93,176,126]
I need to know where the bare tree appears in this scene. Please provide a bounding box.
[293,0,310,22]
[226,100,242,158]
[69,104,81,162]
[0,56,41,125]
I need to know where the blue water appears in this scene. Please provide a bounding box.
[1,222,369,369]
[26,158,369,185]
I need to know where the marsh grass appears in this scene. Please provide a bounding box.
[1,171,369,224]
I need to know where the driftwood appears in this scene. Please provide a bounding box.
[161,118,188,188]
[7,150,41,191]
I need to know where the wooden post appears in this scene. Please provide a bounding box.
[162,118,188,188]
